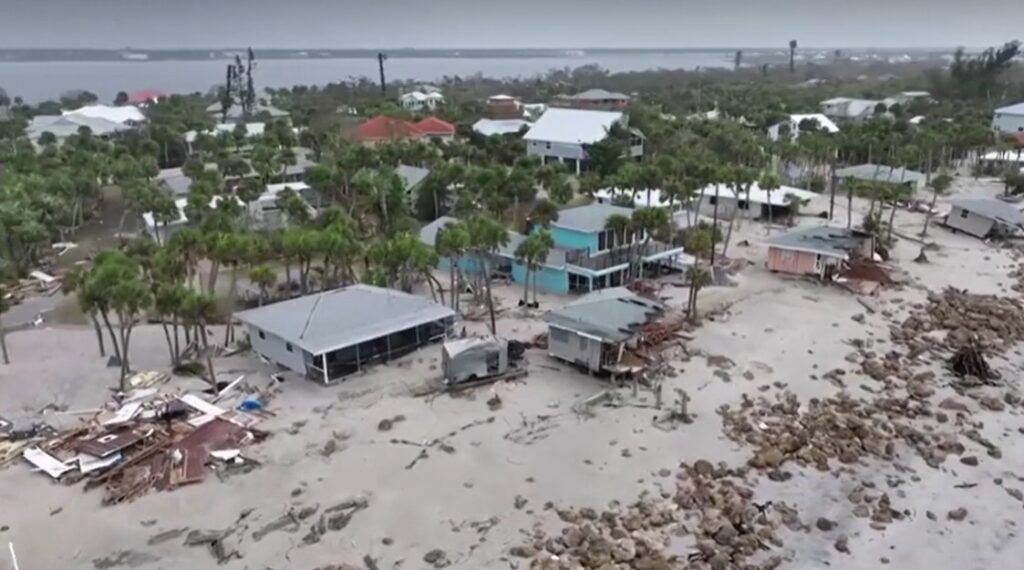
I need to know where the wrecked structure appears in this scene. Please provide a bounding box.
[544,287,665,374]
[944,197,1024,239]
[765,226,874,279]
[237,285,456,383]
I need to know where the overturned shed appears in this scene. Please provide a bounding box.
[544,287,665,374]
[237,285,456,383]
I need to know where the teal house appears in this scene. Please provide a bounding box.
[418,203,692,296]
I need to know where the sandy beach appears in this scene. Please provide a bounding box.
[2,176,1023,570]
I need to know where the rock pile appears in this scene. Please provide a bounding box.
[719,391,974,471]
[893,288,1024,353]
[719,392,897,471]
[514,462,785,569]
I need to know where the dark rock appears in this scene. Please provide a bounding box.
[834,535,850,554]
[960,456,979,467]
[816,517,836,532]
[947,508,968,521]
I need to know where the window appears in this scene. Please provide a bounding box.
[959,209,969,219]
[550,327,569,344]
[258,330,266,340]
[285,342,293,353]
[598,231,607,251]
[545,142,552,150]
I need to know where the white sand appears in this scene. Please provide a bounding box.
[1,177,1023,569]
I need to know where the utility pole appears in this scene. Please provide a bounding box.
[377,52,388,97]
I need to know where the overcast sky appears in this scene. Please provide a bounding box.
[2,0,1020,50]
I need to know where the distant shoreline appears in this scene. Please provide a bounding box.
[0,47,957,63]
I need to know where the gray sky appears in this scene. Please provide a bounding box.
[2,0,1020,49]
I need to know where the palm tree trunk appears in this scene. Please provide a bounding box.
[483,258,497,335]
[0,313,9,365]
[521,265,530,305]
[100,311,123,365]
[887,198,898,242]
[207,260,221,294]
[766,188,774,234]
[172,314,180,364]
[89,312,106,357]
[722,206,739,257]
[449,259,457,309]
[532,264,539,305]
[117,321,131,390]
[223,268,238,346]
[923,189,939,236]
[161,322,175,365]
[846,183,854,229]
[200,326,217,386]
[709,187,720,265]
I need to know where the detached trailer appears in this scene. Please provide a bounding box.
[442,336,526,388]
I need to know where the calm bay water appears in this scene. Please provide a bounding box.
[0,52,731,103]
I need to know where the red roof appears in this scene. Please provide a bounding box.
[127,89,166,104]
[351,116,424,142]
[414,116,456,137]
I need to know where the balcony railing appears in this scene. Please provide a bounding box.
[566,241,680,271]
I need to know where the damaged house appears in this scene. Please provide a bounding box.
[765,226,874,279]
[944,197,1024,239]
[544,287,664,374]
[236,285,455,383]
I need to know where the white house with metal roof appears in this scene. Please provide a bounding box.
[944,197,1024,239]
[993,102,1024,134]
[524,108,643,174]
[697,182,819,220]
[237,285,456,383]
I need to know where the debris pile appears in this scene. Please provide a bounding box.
[893,288,1024,353]
[14,371,273,505]
[513,462,786,570]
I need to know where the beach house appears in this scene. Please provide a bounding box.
[524,108,644,174]
[419,203,688,295]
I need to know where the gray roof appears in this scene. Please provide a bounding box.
[236,284,455,355]
[419,216,568,268]
[157,167,194,196]
[567,89,630,101]
[553,203,635,233]
[396,164,430,191]
[835,164,927,186]
[765,226,872,259]
[418,216,460,247]
[545,287,664,343]
[949,198,1024,226]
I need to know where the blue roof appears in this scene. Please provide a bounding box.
[996,102,1024,116]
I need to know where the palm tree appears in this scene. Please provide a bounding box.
[783,192,809,226]
[515,229,553,306]
[604,212,634,282]
[181,291,219,386]
[464,215,509,334]
[789,39,798,73]
[631,207,670,278]
[435,223,469,311]
[62,266,106,357]
[248,264,277,306]
[155,284,188,366]
[922,173,953,237]
[759,172,781,235]
[683,227,713,319]
[530,199,560,229]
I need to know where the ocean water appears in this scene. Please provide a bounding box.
[0,52,732,103]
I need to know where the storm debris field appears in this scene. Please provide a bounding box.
[5,371,272,504]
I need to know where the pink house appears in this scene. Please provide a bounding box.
[766,226,873,279]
